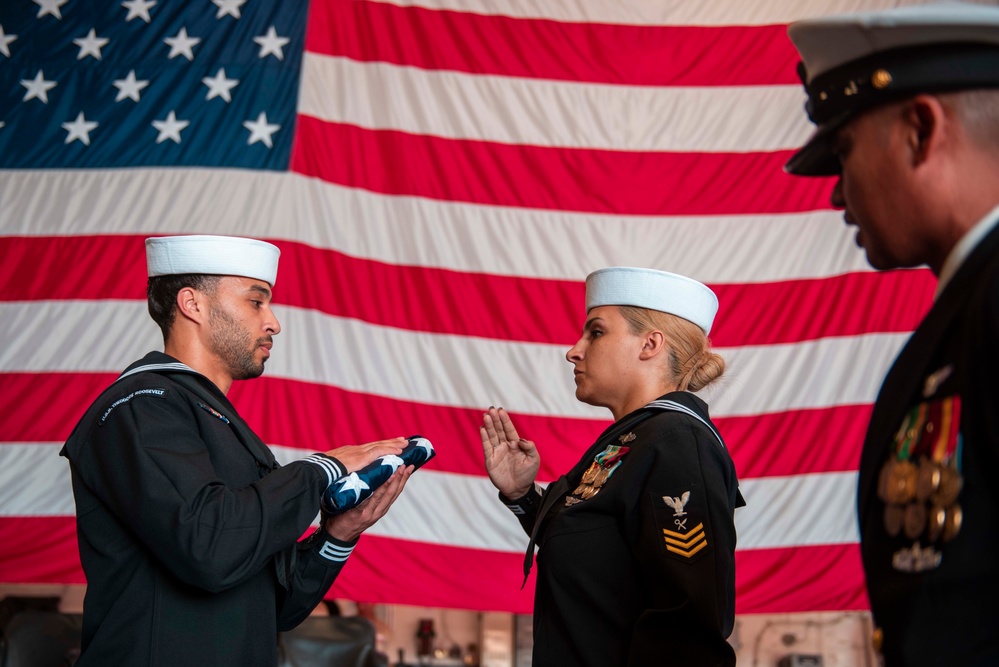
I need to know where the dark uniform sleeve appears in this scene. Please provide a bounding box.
[498,484,544,536]
[67,383,340,595]
[624,420,739,666]
[276,528,357,630]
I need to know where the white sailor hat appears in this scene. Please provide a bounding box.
[145,235,280,286]
[785,2,999,176]
[585,267,719,335]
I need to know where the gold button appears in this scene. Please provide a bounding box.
[872,69,892,89]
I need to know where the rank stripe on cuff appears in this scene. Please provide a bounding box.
[304,455,342,486]
[317,540,354,563]
[500,484,542,515]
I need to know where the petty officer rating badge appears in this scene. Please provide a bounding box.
[655,488,708,562]
[565,437,633,506]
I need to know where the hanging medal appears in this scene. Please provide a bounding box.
[877,395,963,545]
[566,435,633,506]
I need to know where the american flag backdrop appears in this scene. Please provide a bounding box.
[0,0,957,615]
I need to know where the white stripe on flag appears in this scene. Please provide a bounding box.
[0,170,870,284]
[300,54,812,152]
[365,0,954,26]
[0,300,908,418]
[2,443,859,551]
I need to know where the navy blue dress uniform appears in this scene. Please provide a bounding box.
[857,213,999,666]
[496,267,745,667]
[502,392,743,667]
[60,236,362,666]
[62,353,353,666]
[785,4,999,664]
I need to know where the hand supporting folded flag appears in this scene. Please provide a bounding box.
[322,435,436,514]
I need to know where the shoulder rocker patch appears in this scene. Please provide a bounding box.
[99,388,167,425]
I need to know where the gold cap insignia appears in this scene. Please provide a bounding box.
[871,69,892,89]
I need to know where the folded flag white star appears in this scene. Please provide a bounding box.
[321,435,436,514]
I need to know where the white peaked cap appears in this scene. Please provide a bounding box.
[585,267,719,335]
[145,235,280,286]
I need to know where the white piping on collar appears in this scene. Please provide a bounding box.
[116,361,198,383]
[645,398,725,449]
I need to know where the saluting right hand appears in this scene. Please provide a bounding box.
[480,407,540,499]
[326,437,406,473]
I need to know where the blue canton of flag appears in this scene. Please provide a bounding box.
[0,0,307,169]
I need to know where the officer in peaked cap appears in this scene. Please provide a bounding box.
[786,3,999,665]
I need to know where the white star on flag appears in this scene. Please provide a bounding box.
[21,71,57,104]
[414,438,434,458]
[202,68,239,102]
[338,474,370,502]
[152,111,189,144]
[0,25,17,58]
[379,455,405,472]
[212,0,246,19]
[113,70,149,103]
[243,112,279,148]
[61,112,98,145]
[253,26,289,60]
[34,0,67,19]
[164,27,200,61]
[121,0,156,23]
[73,29,109,61]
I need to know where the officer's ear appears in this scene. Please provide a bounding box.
[904,94,947,167]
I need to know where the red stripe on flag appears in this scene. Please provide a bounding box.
[0,373,117,443]
[305,0,799,86]
[0,236,934,347]
[0,517,867,614]
[330,535,538,612]
[3,372,871,479]
[290,118,836,216]
[0,517,85,584]
[714,271,932,348]
[735,543,869,613]
[0,235,147,301]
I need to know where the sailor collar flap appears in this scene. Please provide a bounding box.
[114,355,276,469]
